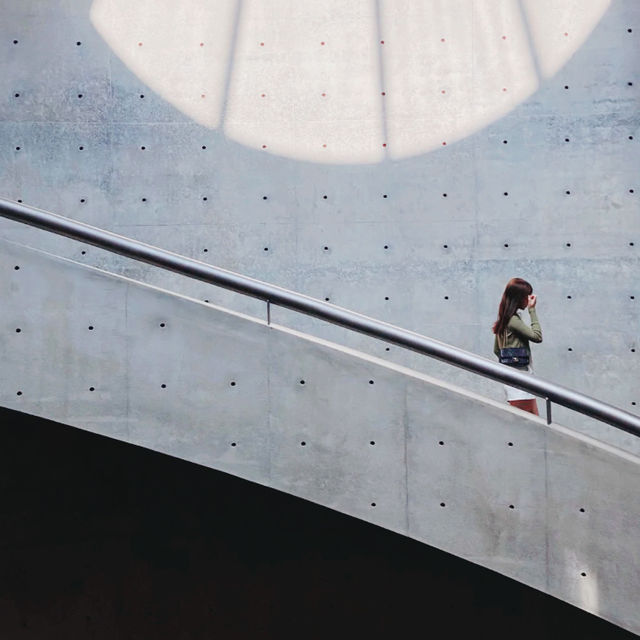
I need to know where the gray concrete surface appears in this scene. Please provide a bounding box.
[0,0,638,450]
[1,238,639,635]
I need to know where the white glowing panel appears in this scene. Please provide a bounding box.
[91,0,611,164]
[91,0,237,129]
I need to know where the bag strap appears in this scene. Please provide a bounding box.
[498,328,508,350]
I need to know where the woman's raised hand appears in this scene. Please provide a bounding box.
[528,294,537,308]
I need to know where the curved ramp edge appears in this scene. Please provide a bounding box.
[1,238,639,635]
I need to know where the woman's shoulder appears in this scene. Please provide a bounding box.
[507,312,522,326]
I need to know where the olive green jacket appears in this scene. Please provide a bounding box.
[493,308,543,360]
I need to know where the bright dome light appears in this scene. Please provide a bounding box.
[91,0,611,164]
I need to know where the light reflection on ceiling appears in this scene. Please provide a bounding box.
[91,0,611,164]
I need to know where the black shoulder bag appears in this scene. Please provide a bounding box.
[498,330,530,366]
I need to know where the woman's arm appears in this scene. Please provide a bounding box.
[508,308,543,343]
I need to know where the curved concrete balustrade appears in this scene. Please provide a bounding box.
[1,238,639,635]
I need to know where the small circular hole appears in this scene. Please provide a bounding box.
[442,193,447,198]
[632,348,636,353]
[263,196,268,200]
[323,195,328,200]
[299,380,305,385]
[509,505,515,509]
[385,347,390,351]
[78,146,84,150]
[264,247,269,251]
[77,94,83,99]
[632,401,636,406]
[161,384,166,389]
[141,146,146,150]
[202,145,207,150]
[630,136,634,141]
[630,242,635,246]
[88,326,94,330]
[231,442,237,447]
[568,347,573,351]
[565,138,570,142]
[439,441,444,446]
[76,42,82,46]
[383,194,388,198]
[504,243,509,248]
[89,387,95,392]
[566,243,571,247]
[15,328,21,333]
[203,248,208,252]
[508,442,513,446]
[564,85,569,89]
[323,246,329,251]
[202,197,207,201]
[443,244,448,249]
[325,297,330,302]
[444,296,449,300]
[503,140,508,144]
[230,381,236,386]
[630,189,635,194]
[15,147,21,151]
[579,508,585,513]
[368,380,374,385]
[300,441,306,446]
[440,502,446,508]
[370,441,376,445]
[141,197,147,202]
[567,295,572,299]
[628,82,634,86]
[80,198,86,203]
[13,40,18,44]
[503,192,508,196]
[160,323,165,328]
[371,503,376,507]
[565,190,571,195]
[204,300,209,303]
[384,296,389,301]
[81,250,86,255]
[140,94,145,99]
[17,391,22,396]
[14,93,20,98]
[581,572,587,577]
[384,245,389,249]
[14,266,20,270]
[631,296,635,300]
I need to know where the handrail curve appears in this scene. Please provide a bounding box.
[1,197,639,437]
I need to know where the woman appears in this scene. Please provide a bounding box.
[492,278,543,415]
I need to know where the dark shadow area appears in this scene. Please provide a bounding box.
[0,406,635,639]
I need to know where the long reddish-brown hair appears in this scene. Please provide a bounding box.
[492,278,533,336]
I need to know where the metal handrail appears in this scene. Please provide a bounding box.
[1,197,639,438]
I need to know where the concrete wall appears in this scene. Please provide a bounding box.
[1,238,639,635]
[0,0,638,449]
